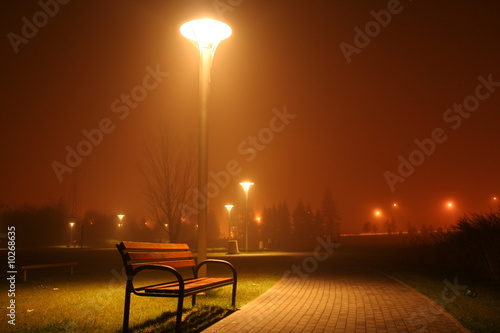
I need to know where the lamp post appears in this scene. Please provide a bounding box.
[240,182,254,252]
[181,19,232,273]
[117,214,124,240]
[69,222,75,247]
[224,204,234,239]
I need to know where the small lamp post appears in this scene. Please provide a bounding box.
[240,182,254,252]
[69,222,75,246]
[117,214,124,240]
[224,204,234,239]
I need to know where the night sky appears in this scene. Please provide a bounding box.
[2,0,499,233]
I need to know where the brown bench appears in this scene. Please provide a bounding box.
[21,262,78,282]
[116,241,237,333]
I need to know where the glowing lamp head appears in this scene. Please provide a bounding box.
[117,214,125,221]
[225,204,234,212]
[69,222,75,227]
[240,182,254,192]
[180,19,232,46]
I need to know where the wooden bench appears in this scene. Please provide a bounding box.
[21,262,78,282]
[116,241,237,333]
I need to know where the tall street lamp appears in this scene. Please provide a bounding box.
[240,182,254,252]
[181,19,232,273]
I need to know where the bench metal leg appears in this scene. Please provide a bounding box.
[232,281,237,307]
[175,296,184,333]
[122,284,132,332]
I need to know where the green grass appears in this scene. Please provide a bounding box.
[11,274,281,332]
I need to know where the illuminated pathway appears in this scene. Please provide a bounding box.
[202,254,469,333]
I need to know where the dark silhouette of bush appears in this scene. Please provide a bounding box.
[450,212,500,282]
[397,212,500,283]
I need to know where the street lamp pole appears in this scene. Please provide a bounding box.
[181,19,232,274]
[225,204,234,239]
[240,182,254,252]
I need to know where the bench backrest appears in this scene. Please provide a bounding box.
[117,241,196,275]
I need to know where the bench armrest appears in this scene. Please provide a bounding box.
[129,264,185,291]
[195,259,237,281]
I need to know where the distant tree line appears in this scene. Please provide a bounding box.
[0,188,340,250]
[253,188,341,250]
[0,200,167,248]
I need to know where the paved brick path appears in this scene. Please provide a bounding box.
[202,254,469,333]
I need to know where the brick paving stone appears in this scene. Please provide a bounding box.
[202,254,470,333]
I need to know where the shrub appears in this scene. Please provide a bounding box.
[451,212,500,282]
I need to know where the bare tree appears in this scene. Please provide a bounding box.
[140,123,195,242]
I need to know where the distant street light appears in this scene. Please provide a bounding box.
[181,19,232,273]
[391,202,398,221]
[240,182,254,252]
[117,214,124,240]
[224,204,234,239]
[117,214,125,228]
[446,202,455,224]
[69,222,75,246]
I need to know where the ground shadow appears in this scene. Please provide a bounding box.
[124,306,236,333]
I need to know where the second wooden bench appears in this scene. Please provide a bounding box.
[21,262,78,282]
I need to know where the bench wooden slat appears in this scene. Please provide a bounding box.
[122,241,190,250]
[130,259,196,270]
[143,277,233,294]
[127,251,193,261]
